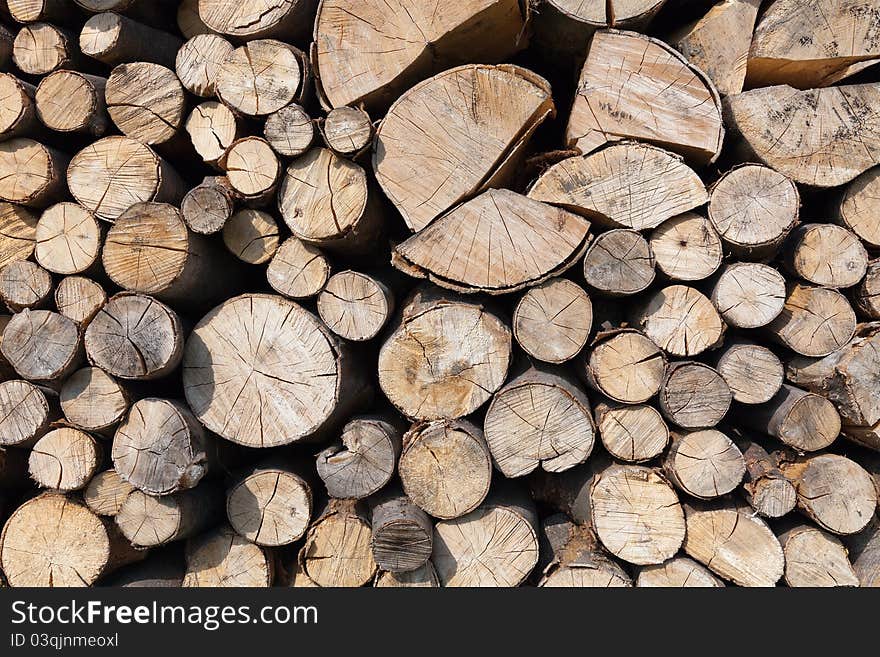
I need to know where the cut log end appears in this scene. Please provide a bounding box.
[513,278,592,363]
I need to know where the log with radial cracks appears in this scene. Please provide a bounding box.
[35,203,102,276]
[326,436,400,523]
[658,361,731,429]
[777,522,858,587]
[566,30,724,164]
[683,501,784,586]
[12,22,80,76]
[595,401,669,463]
[264,103,314,158]
[84,293,183,381]
[0,493,140,587]
[0,138,68,209]
[766,284,855,358]
[589,464,685,566]
[512,278,592,364]
[783,224,868,289]
[266,236,330,300]
[529,143,707,231]
[1,310,82,382]
[724,84,880,188]
[35,71,109,136]
[0,379,54,447]
[175,33,233,98]
[67,136,184,222]
[183,293,369,447]
[0,74,37,141]
[582,329,666,404]
[0,203,37,270]
[112,397,213,496]
[374,64,554,232]
[392,189,590,295]
[102,202,235,306]
[483,364,595,478]
[216,39,305,117]
[632,285,725,357]
[708,164,800,259]
[226,465,312,547]
[181,177,235,236]
[186,102,240,167]
[105,63,186,146]
[317,270,394,341]
[278,147,382,254]
[710,263,786,329]
[117,484,222,548]
[649,213,722,282]
[377,287,511,421]
[663,429,745,499]
[223,209,279,265]
[183,524,273,587]
[714,339,784,405]
[741,384,841,452]
[399,419,492,520]
[0,261,52,311]
[782,453,877,536]
[746,0,880,88]
[298,499,376,587]
[313,0,529,111]
[29,426,101,492]
[55,276,106,325]
[432,490,538,587]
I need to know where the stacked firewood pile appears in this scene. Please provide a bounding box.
[1,0,880,588]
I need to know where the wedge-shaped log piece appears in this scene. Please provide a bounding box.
[374,64,554,232]
[747,0,880,88]
[683,501,784,587]
[393,190,590,295]
[566,30,724,164]
[314,0,528,110]
[671,0,761,96]
[725,84,880,188]
[529,143,707,231]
